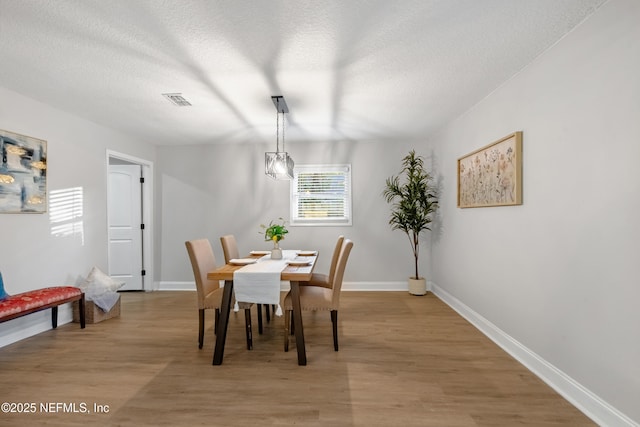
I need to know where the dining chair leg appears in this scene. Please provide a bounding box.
[257,304,264,334]
[198,309,205,349]
[283,309,290,352]
[290,312,295,335]
[331,310,339,351]
[265,304,271,322]
[214,308,220,336]
[244,309,253,350]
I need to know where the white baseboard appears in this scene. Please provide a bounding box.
[157,281,408,292]
[157,281,196,291]
[429,281,638,427]
[343,281,407,291]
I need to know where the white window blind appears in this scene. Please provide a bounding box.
[291,164,352,226]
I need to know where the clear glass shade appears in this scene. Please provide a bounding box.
[265,152,294,180]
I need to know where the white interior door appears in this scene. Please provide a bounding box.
[108,164,143,291]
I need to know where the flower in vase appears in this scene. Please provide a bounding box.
[260,217,289,242]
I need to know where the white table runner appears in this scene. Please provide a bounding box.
[233,250,298,316]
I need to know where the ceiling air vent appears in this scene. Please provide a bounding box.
[162,93,192,107]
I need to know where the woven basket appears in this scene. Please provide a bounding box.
[73,296,120,324]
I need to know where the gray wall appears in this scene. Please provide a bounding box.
[430,0,639,423]
[156,139,433,288]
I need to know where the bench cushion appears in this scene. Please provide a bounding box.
[0,286,82,319]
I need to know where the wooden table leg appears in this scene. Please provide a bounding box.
[290,280,307,366]
[213,280,234,365]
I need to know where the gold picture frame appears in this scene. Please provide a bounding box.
[457,131,522,208]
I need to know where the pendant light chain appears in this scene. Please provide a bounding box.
[276,98,280,153]
[274,96,286,153]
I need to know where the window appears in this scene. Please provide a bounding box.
[290,164,352,226]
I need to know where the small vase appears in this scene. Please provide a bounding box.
[271,241,283,260]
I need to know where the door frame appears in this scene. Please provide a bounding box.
[106,150,154,291]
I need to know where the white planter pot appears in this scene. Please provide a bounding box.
[408,277,426,296]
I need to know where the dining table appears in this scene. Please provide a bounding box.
[207,250,318,366]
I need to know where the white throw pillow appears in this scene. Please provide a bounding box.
[83,266,125,293]
[78,267,124,312]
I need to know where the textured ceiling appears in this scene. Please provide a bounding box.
[0,0,605,146]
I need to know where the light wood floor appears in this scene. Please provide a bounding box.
[0,291,594,426]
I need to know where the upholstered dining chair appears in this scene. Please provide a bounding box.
[283,239,353,352]
[299,235,344,289]
[220,234,240,267]
[220,234,273,331]
[185,239,254,350]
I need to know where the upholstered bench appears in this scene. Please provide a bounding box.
[0,286,86,329]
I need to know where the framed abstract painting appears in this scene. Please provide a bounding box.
[0,129,47,213]
[457,131,522,208]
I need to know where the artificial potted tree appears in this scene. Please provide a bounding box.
[383,150,438,295]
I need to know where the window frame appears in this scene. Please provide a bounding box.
[290,164,352,227]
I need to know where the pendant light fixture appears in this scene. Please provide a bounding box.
[265,95,294,180]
